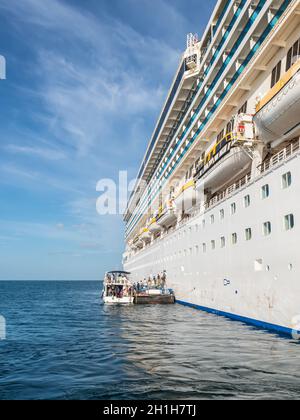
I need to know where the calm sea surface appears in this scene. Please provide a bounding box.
[0,281,300,400]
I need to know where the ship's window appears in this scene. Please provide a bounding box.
[226,119,234,134]
[263,222,272,236]
[261,184,270,199]
[244,195,251,208]
[220,237,226,248]
[254,259,263,272]
[286,38,300,71]
[211,240,216,250]
[238,101,248,114]
[271,61,282,88]
[202,243,207,253]
[232,233,238,245]
[245,228,252,241]
[210,215,215,224]
[217,129,225,142]
[284,214,295,231]
[282,172,292,189]
[216,143,222,154]
[231,203,236,215]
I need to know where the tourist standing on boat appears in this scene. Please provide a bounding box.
[157,274,161,287]
[162,271,167,288]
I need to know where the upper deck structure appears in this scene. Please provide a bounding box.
[124,0,300,243]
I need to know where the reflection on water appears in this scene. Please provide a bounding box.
[0,281,300,400]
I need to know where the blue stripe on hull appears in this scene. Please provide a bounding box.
[176,300,298,338]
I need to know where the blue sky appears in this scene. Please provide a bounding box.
[0,0,216,280]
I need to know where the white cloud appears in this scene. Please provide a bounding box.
[5,144,66,160]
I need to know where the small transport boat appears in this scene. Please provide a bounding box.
[102,271,134,305]
[134,287,175,305]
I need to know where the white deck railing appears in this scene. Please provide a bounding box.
[258,139,300,174]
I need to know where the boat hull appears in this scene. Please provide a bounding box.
[103,296,134,305]
[254,66,300,146]
[174,182,198,213]
[196,147,251,192]
[157,210,177,228]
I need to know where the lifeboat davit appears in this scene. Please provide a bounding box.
[254,59,300,147]
[174,180,198,213]
[196,146,251,192]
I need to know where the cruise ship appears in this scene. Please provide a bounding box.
[123,0,300,337]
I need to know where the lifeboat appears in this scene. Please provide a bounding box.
[196,146,251,192]
[254,58,300,147]
[133,235,143,249]
[147,216,163,233]
[140,228,151,242]
[157,204,177,228]
[174,180,198,213]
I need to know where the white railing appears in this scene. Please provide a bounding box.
[258,139,300,174]
[204,172,252,211]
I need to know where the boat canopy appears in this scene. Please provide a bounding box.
[106,271,131,275]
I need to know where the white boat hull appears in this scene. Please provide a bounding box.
[255,68,300,146]
[196,147,251,192]
[157,210,177,228]
[148,221,162,233]
[174,184,197,213]
[140,231,151,242]
[103,296,134,305]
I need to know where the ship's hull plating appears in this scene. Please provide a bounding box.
[124,153,300,337]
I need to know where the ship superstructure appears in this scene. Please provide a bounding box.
[123,0,300,336]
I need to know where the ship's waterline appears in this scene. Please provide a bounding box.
[123,0,300,336]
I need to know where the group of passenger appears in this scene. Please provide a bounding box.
[105,273,129,285]
[105,271,167,298]
[133,271,167,292]
[106,284,133,298]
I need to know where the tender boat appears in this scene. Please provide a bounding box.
[195,145,251,192]
[157,201,177,228]
[255,58,300,147]
[147,216,163,233]
[174,180,198,213]
[102,271,134,304]
[140,227,151,243]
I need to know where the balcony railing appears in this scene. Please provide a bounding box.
[258,139,300,174]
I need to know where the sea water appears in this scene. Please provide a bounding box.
[0,281,300,400]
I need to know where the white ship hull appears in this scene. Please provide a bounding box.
[125,151,300,336]
[123,1,300,338]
